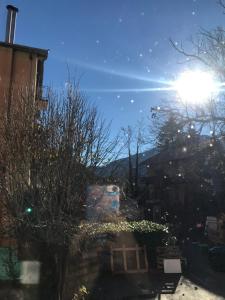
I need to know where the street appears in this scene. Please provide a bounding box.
[187,241,225,297]
[161,241,225,300]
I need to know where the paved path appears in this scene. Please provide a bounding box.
[161,276,225,300]
[186,241,225,297]
[160,241,225,300]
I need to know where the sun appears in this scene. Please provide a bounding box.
[173,70,218,104]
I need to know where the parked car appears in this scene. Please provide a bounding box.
[208,246,225,271]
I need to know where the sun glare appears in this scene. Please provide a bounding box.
[174,71,218,104]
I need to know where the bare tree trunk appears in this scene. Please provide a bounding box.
[128,147,133,195]
[39,244,68,300]
[135,142,139,198]
[54,248,68,300]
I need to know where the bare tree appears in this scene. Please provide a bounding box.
[150,13,225,219]
[121,123,147,199]
[164,16,225,137]
[121,126,134,194]
[0,84,118,300]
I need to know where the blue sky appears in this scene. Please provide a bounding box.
[0,0,224,136]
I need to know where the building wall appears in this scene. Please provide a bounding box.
[0,46,12,111]
[0,44,47,247]
[0,45,42,113]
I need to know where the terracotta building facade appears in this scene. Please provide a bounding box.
[0,5,48,115]
[0,5,48,249]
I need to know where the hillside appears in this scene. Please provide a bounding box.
[98,148,158,178]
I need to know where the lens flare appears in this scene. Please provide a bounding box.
[174,71,218,103]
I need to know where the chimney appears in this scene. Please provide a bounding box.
[5,5,19,44]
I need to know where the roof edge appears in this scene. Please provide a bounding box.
[0,42,48,58]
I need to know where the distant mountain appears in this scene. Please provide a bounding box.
[98,148,158,178]
[97,135,213,179]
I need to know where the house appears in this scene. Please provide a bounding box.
[138,135,221,237]
[0,5,48,279]
[0,5,48,115]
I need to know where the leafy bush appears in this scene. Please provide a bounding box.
[78,220,168,237]
[72,285,89,300]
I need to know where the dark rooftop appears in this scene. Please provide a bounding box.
[0,42,48,58]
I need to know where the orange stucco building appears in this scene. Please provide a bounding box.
[0,5,48,115]
[0,42,48,112]
[0,5,48,247]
